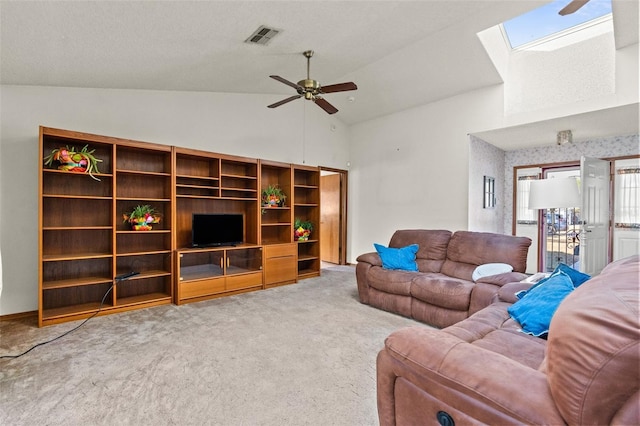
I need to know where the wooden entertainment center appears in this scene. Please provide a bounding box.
[38,126,321,327]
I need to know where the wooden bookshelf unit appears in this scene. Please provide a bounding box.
[38,127,321,325]
[39,127,173,327]
[294,165,321,279]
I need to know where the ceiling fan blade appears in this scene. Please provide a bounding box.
[314,97,338,114]
[269,75,301,90]
[320,82,358,94]
[558,0,590,16]
[267,95,302,109]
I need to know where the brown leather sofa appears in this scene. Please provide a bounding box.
[356,230,531,328]
[377,255,640,425]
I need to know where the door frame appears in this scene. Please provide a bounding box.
[320,166,348,265]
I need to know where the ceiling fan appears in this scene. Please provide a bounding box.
[558,0,590,16]
[268,50,357,115]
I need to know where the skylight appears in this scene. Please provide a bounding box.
[502,0,612,49]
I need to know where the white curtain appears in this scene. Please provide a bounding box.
[517,176,538,223]
[615,168,640,227]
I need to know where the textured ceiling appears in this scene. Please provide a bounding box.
[1,0,637,144]
[0,0,549,125]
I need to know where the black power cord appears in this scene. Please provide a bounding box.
[0,272,139,360]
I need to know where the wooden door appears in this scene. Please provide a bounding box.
[320,173,340,264]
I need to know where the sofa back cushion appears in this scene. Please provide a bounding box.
[441,231,531,281]
[545,255,639,425]
[389,229,451,273]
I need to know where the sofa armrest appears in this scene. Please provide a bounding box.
[355,253,382,305]
[356,251,382,267]
[476,271,528,286]
[496,281,535,303]
[378,326,564,425]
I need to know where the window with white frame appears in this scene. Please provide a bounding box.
[615,167,640,228]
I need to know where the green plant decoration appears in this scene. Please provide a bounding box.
[43,145,103,181]
[261,184,287,207]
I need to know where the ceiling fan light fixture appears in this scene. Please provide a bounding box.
[267,50,357,114]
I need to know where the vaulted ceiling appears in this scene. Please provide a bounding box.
[0,0,550,125]
[1,0,637,142]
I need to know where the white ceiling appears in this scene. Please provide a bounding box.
[1,0,637,148]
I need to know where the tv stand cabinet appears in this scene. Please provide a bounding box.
[38,126,321,325]
[176,245,263,304]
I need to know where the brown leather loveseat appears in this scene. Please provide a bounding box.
[377,255,640,425]
[356,230,531,328]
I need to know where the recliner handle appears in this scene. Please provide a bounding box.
[437,411,455,426]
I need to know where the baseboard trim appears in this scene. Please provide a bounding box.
[0,310,38,322]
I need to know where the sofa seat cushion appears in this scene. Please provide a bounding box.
[410,273,473,311]
[443,302,547,369]
[367,266,417,296]
[444,302,516,341]
[472,329,546,369]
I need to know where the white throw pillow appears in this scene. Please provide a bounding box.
[472,263,513,282]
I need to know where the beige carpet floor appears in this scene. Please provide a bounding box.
[0,266,423,425]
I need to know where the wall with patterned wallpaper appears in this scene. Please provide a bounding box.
[501,134,640,234]
[468,135,505,233]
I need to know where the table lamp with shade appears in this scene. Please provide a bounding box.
[529,177,581,210]
[529,177,582,272]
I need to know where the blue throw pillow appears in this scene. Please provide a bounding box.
[374,243,419,271]
[516,263,590,299]
[554,263,591,286]
[508,271,575,337]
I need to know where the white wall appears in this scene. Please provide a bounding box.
[0,85,350,315]
[505,31,616,115]
[347,85,504,260]
[468,135,505,233]
[501,41,638,129]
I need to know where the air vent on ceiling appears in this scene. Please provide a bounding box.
[245,25,280,45]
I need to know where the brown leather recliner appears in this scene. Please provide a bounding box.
[377,255,640,425]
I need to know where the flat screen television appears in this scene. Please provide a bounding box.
[192,213,244,247]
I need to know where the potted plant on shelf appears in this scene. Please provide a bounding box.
[261,184,287,207]
[43,145,103,181]
[294,218,313,241]
[123,205,162,231]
